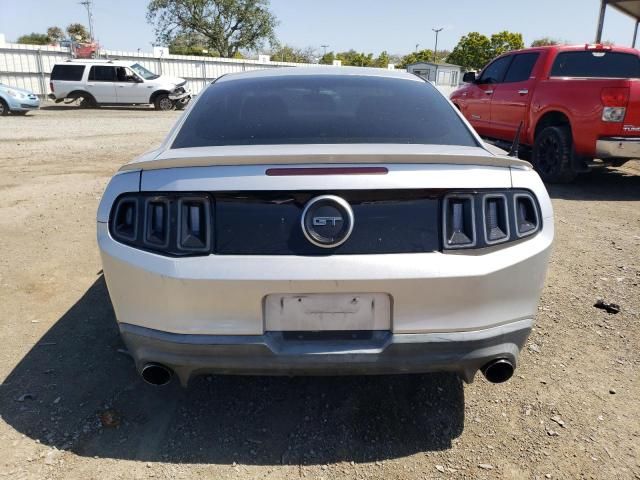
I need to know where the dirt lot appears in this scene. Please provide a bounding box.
[0,106,638,480]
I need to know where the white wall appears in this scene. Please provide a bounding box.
[0,41,456,99]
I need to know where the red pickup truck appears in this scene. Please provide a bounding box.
[450,44,640,182]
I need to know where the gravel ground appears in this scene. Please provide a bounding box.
[0,105,638,480]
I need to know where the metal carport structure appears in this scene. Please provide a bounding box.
[596,0,640,46]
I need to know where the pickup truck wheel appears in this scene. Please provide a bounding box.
[154,94,174,111]
[0,99,8,116]
[532,126,577,183]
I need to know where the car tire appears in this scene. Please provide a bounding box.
[0,99,8,116]
[531,126,578,184]
[174,99,189,111]
[79,94,98,108]
[154,94,174,111]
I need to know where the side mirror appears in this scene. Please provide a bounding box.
[135,76,143,83]
[462,72,476,83]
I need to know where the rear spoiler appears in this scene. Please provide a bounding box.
[120,144,533,172]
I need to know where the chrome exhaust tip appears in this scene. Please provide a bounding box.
[481,358,514,384]
[141,363,173,386]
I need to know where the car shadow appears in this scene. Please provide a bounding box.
[0,276,465,465]
[41,105,157,112]
[547,165,640,202]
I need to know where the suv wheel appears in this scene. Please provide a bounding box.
[532,126,578,184]
[0,99,8,116]
[154,94,174,111]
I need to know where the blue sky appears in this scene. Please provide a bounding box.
[2,0,639,55]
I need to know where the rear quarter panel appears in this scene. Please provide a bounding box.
[530,78,630,155]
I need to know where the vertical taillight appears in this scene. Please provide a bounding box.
[110,194,213,255]
[178,197,211,252]
[514,193,540,237]
[145,198,170,247]
[443,194,476,249]
[443,191,541,251]
[49,81,54,93]
[112,198,137,241]
[483,194,509,244]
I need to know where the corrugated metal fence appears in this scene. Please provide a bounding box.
[0,42,457,98]
[0,43,377,98]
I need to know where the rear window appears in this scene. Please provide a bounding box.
[50,64,85,81]
[550,51,640,78]
[172,75,478,148]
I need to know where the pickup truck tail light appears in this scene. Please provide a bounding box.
[601,87,629,122]
[443,190,541,251]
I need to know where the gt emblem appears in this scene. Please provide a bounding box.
[313,216,343,226]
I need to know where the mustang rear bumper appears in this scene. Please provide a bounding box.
[121,319,532,386]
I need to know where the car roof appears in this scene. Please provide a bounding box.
[54,60,136,67]
[216,66,423,83]
[501,44,640,55]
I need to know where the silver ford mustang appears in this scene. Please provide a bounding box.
[97,67,553,387]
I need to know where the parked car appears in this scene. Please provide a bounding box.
[450,44,640,182]
[49,59,191,111]
[0,83,40,116]
[97,68,553,388]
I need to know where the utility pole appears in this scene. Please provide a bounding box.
[432,27,443,62]
[79,0,95,41]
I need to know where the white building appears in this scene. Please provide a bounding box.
[406,61,462,87]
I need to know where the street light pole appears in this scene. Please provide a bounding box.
[432,27,443,62]
[79,0,95,42]
[415,43,420,53]
[321,44,329,56]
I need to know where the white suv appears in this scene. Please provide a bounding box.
[49,60,191,111]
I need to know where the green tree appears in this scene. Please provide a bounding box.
[16,33,49,45]
[270,43,315,63]
[448,30,523,70]
[46,26,65,44]
[67,23,90,42]
[490,30,524,56]
[319,51,335,65]
[447,32,492,70]
[335,49,374,67]
[147,0,278,58]
[373,50,390,68]
[169,32,212,56]
[530,37,560,47]
[397,49,434,69]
